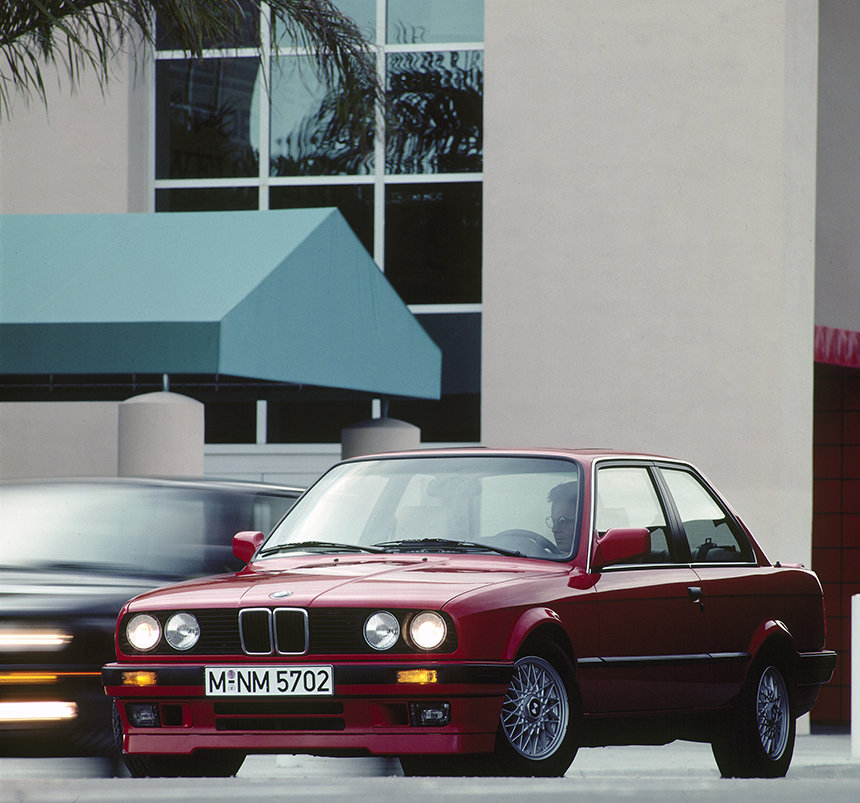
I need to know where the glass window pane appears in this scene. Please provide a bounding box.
[156,188,259,212]
[385,182,481,304]
[274,0,377,45]
[388,393,479,442]
[269,185,374,255]
[157,0,259,50]
[270,55,374,176]
[387,50,482,174]
[156,59,261,179]
[267,400,372,443]
[387,0,483,44]
[596,468,666,535]
[661,469,754,562]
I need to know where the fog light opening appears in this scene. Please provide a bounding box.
[409,701,451,727]
[126,703,161,728]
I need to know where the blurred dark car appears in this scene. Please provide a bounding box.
[0,476,302,758]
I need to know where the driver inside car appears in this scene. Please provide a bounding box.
[547,482,578,553]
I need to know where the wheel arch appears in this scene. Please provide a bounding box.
[747,620,798,692]
[504,607,576,666]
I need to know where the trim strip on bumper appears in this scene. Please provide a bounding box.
[796,650,837,686]
[103,663,513,689]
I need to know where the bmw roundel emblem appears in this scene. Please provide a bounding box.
[269,590,293,599]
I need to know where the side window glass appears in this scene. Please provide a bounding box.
[660,469,753,563]
[595,467,671,563]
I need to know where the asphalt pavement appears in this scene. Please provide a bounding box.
[1,729,855,781]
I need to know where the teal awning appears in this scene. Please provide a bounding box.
[0,210,441,399]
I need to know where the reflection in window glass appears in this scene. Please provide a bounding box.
[156,0,259,50]
[156,188,258,212]
[274,0,376,44]
[596,468,666,534]
[661,469,752,562]
[385,183,481,304]
[387,51,482,174]
[387,0,483,44]
[270,55,374,176]
[156,59,261,179]
[269,185,374,255]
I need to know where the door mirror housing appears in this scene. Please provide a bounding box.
[233,531,265,564]
[591,527,651,570]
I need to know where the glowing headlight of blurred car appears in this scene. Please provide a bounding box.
[409,611,447,651]
[364,611,400,651]
[164,612,200,651]
[126,614,162,652]
[0,627,71,652]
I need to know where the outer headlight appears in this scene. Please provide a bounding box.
[409,611,447,651]
[164,613,200,651]
[364,611,400,651]
[126,614,161,652]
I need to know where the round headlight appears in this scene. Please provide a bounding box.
[364,611,400,651]
[164,612,200,651]
[126,614,161,652]
[409,611,447,651]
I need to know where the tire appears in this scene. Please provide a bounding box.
[711,656,795,778]
[494,638,581,776]
[112,702,245,778]
[121,749,246,778]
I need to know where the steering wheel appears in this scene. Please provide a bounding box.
[492,529,563,556]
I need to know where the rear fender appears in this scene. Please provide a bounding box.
[746,620,797,686]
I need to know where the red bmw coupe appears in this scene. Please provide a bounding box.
[104,449,836,778]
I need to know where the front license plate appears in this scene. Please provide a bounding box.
[205,666,334,697]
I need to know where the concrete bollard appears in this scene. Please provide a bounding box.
[118,391,204,477]
[341,418,420,461]
[853,594,859,758]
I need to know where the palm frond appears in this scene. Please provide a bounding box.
[0,1,381,123]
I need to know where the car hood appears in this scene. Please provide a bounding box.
[0,567,181,620]
[126,554,570,611]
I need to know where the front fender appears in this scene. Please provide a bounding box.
[503,607,566,662]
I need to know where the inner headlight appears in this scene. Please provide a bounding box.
[126,614,162,652]
[409,611,447,651]
[164,613,200,651]
[364,611,400,651]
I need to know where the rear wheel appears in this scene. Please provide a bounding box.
[711,656,795,778]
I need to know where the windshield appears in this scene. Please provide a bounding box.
[0,482,296,578]
[262,455,582,561]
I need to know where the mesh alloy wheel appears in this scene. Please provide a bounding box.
[501,655,569,760]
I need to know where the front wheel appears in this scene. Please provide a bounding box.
[494,639,581,776]
[121,750,246,778]
[711,657,795,778]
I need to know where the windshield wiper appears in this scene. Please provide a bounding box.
[373,538,523,557]
[258,541,385,557]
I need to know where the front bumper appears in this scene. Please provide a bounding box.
[104,661,513,757]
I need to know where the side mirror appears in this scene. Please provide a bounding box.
[591,527,651,571]
[233,531,265,564]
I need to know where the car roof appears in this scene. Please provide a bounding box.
[340,446,684,465]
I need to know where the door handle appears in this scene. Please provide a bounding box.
[687,586,705,611]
